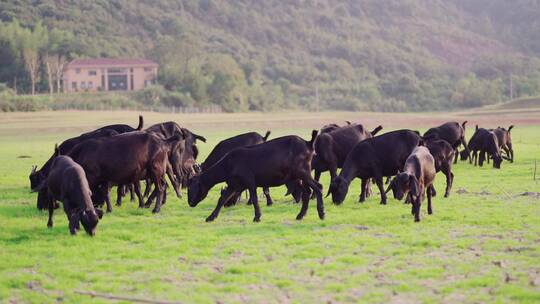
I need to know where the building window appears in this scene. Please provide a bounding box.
[130,74,134,90]
[107,68,126,74]
[130,68,133,73]
[88,81,93,89]
[76,68,81,74]
[72,82,77,90]
[144,67,152,72]
[88,70,97,76]
[81,81,86,89]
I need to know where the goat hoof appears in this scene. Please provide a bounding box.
[106,208,112,213]
[444,193,449,198]
[296,214,305,221]
[380,201,387,205]
[47,222,53,228]
[205,216,215,222]
[318,213,325,220]
[253,217,261,222]
[115,203,121,207]
[152,208,160,214]
[428,210,433,215]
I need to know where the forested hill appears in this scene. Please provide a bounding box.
[1,0,540,112]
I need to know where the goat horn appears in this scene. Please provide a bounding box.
[31,165,37,173]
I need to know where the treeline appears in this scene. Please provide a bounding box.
[0,20,79,95]
[1,1,540,112]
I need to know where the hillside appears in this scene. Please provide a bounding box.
[1,0,540,112]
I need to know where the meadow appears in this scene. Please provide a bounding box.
[1,110,539,303]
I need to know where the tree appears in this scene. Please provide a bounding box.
[20,22,47,95]
[44,28,74,93]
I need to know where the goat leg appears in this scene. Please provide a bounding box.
[296,184,311,220]
[427,185,434,215]
[358,178,368,203]
[206,187,237,222]
[134,181,145,208]
[104,188,112,213]
[249,187,261,222]
[303,177,324,220]
[263,187,273,206]
[444,169,453,198]
[116,185,124,206]
[152,177,165,213]
[414,196,421,222]
[375,177,386,205]
[47,198,55,228]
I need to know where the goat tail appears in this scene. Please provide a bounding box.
[308,130,318,149]
[136,115,144,130]
[54,144,59,157]
[461,120,468,130]
[263,130,271,142]
[371,125,383,136]
[508,125,514,132]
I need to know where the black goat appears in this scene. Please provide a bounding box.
[67,131,182,213]
[423,121,469,163]
[188,131,323,222]
[200,131,273,207]
[39,155,103,235]
[328,130,422,205]
[30,129,119,210]
[425,139,455,197]
[466,127,503,168]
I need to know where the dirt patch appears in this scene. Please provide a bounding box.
[517,192,540,199]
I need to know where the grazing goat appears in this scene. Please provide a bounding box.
[146,122,205,192]
[425,139,455,197]
[467,128,503,168]
[30,129,119,210]
[312,124,382,189]
[200,131,273,207]
[386,146,436,222]
[39,155,103,235]
[188,131,323,222]
[328,130,422,205]
[423,121,469,163]
[493,126,514,162]
[68,131,182,213]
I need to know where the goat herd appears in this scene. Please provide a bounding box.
[28,116,515,236]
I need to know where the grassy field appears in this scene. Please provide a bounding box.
[1,111,539,303]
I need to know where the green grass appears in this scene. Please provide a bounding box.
[1,112,539,303]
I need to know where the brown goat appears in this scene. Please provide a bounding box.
[387,146,436,222]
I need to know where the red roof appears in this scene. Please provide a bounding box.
[67,58,158,68]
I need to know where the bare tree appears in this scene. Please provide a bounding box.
[23,47,39,95]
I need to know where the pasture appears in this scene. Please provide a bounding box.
[1,110,539,303]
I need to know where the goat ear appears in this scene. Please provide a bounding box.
[95,209,104,219]
[409,175,419,197]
